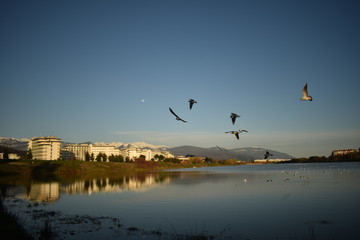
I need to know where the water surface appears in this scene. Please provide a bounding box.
[2,162,360,239]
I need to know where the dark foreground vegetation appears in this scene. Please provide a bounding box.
[0,200,33,240]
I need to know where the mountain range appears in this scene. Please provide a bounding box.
[0,137,293,161]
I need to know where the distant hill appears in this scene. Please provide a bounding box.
[168,146,293,161]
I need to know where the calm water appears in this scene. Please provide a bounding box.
[2,162,360,239]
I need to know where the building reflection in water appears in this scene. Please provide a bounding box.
[23,172,176,202]
[28,182,60,203]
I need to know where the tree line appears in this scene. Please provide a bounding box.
[286,151,360,163]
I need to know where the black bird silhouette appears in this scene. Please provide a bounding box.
[169,107,187,123]
[216,145,224,151]
[264,151,273,159]
[189,99,197,110]
[230,113,240,125]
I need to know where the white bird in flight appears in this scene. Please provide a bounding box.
[225,130,240,139]
[300,83,313,101]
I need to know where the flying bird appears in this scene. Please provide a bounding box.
[216,145,224,151]
[230,113,240,125]
[264,151,273,159]
[300,83,313,101]
[225,131,240,140]
[169,107,187,123]
[189,99,197,110]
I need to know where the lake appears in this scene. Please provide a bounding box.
[2,162,360,240]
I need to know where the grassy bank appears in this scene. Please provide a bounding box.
[0,159,245,181]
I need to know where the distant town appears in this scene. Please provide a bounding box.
[23,136,174,162]
[0,136,359,163]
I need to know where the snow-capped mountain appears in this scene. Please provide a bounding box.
[92,142,168,150]
[0,137,30,151]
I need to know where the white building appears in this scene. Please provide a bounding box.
[61,143,121,161]
[331,148,359,156]
[29,136,61,160]
[62,144,90,160]
[60,142,173,162]
[0,153,21,160]
[90,144,120,159]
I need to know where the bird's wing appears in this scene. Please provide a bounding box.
[235,132,239,139]
[189,102,194,110]
[180,118,187,123]
[302,83,309,97]
[169,107,180,118]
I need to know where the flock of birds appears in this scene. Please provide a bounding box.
[169,83,313,159]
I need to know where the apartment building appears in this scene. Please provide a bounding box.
[61,143,120,161]
[60,142,174,161]
[331,148,359,156]
[29,136,61,160]
[90,144,120,158]
[62,144,90,161]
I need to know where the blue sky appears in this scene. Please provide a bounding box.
[1,0,359,157]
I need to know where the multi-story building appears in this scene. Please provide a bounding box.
[61,144,121,161]
[28,136,61,160]
[60,142,174,161]
[331,148,359,156]
[90,144,120,159]
[62,144,90,160]
[140,149,174,161]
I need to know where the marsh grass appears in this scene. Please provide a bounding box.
[1,200,322,240]
[0,199,33,240]
[39,219,57,240]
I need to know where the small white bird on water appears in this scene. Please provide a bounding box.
[300,83,313,101]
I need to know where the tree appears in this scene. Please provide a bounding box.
[26,148,33,160]
[3,150,9,160]
[154,154,165,162]
[90,153,95,161]
[85,152,91,161]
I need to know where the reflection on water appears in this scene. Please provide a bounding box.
[1,172,179,203]
[2,162,360,240]
[29,182,60,202]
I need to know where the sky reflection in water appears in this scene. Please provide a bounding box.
[3,162,360,239]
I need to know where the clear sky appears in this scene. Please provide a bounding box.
[1,0,359,158]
